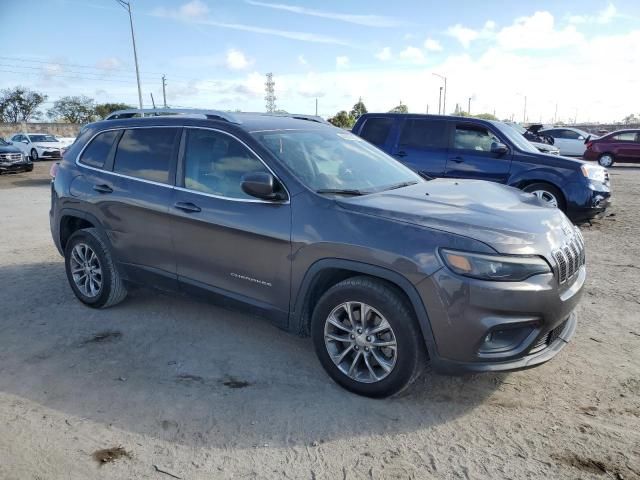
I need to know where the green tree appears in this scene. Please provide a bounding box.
[48,96,96,123]
[622,113,639,124]
[388,101,408,113]
[94,102,132,120]
[328,110,355,128]
[0,86,47,123]
[474,113,498,120]
[350,97,368,120]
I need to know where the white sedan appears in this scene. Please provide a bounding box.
[539,127,598,157]
[9,133,65,161]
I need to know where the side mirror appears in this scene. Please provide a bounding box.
[22,139,29,144]
[578,135,585,141]
[241,171,286,201]
[491,142,509,156]
[6,141,12,145]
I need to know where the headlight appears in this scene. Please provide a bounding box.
[440,249,551,281]
[581,164,606,183]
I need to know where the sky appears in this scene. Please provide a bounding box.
[1,0,639,123]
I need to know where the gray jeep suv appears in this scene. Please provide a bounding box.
[50,109,584,397]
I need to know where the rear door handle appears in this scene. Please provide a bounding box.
[92,183,113,193]
[450,156,464,163]
[394,151,408,158]
[174,201,201,213]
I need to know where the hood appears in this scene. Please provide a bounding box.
[526,124,545,134]
[32,141,64,149]
[0,144,22,154]
[530,141,559,152]
[337,180,575,255]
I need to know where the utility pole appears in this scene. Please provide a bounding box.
[523,95,527,123]
[150,92,156,108]
[426,104,429,114]
[468,97,471,114]
[553,103,558,124]
[265,73,276,113]
[162,75,167,108]
[438,87,443,115]
[116,0,143,112]
[315,98,318,116]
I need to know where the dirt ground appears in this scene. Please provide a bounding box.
[0,162,638,480]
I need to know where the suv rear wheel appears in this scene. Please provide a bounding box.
[64,228,127,308]
[311,276,425,398]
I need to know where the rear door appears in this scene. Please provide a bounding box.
[103,126,181,286]
[391,118,449,177]
[610,131,640,161]
[444,122,512,183]
[170,127,291,316]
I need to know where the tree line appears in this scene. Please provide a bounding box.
[0,86,131,123]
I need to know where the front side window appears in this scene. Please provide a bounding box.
[453,125,500,152]
[183,129,269,199]
[359,118,393,146]
[558,129,581,140]
[399,119,448,149]
[611,132,637,142]
[28,134,58,142]
[253,129,420,193]
[79,130,119,168]
[113,128,179,184]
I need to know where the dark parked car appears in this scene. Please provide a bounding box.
[50,109,585,397]
[352,114,610,222]
[584,129,640,167]
[0,137,32,174]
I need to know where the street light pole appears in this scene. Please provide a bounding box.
[438,87,443,115]
[433,73,447,115]
[523,95,527,123]
[117,0,143,112]
[468,97,471,114]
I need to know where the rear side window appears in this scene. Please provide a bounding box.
[113,128,180,184]
[399,119,448,149]
[611,132,637,142]
[557,129,581,140]
[79,130,119,168]
[359,118,393,146]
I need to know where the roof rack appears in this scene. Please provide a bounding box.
[104,108,241,124]
[262,113,329,125]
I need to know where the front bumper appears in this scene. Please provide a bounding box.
[39,150,62,160]
[565,180,611,222]
[416,263,584,373]
[0,161,33,173]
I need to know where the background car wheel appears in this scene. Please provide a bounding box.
[598,154,614,168]
[311,276,426,398]
[523,183,566,211]
[64,227,127,309]
[30,148,38,161]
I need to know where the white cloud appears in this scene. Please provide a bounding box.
[447,24,480,48]
[225,49,252,70]
[96,57,122,71]
[336,56,350,68]
[496,11,583,49]
[245,0,406,27]
[297,55,308,66]
[375,47,392,61]
[569,3,618,24]
[424,38,443,52]
[153,0,209,20]
[399,46,425,64]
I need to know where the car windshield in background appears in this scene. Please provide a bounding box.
[29,135,58,142]
[252,129,421,194]
[496,123,540,154]
[0,139,8,146]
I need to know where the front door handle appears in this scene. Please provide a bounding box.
[394,151,408,158]
[92,183,113,193]
[450,156,464,163]
[174,201,201,213]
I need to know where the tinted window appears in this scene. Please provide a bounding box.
[79,130,119,168]
[453,124,500,152]
[183,129,269,199]
[113,128,179,183]
[359,118,393,146]
[611,132,637,142]
[399,119,447,149]
[557,129,581,140]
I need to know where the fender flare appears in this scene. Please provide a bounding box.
[508,168,566,191]
[57,208,113,254]
[291,258,439,358]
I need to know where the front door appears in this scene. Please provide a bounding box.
[170,127,291,314]
[445,122,512,183]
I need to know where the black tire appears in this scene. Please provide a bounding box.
[311,276,426,398]
[523,182,566,211]
[30,148,38,161]
[598,153,614,168]
[64,228,127,308]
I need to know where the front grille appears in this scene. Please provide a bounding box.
[0,152,22,162]
[552,229,585,283]
[530,319,568,354]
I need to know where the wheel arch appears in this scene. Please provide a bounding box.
[290,258,438,357]
[58,208,109,252]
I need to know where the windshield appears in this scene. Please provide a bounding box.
[0,138,8,146]
[252,129,422,193]
[29,134,58,142]
[506,122,526,134]
[495,123,540,153]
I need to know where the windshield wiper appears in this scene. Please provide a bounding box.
[376,180,420,192]
[315,188,367,196]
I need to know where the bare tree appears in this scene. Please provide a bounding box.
[0,86,48,123]
[48,96,96,123]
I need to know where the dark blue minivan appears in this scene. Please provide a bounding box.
[352,114,610,222]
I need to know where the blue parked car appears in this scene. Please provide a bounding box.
[352,114,610,222]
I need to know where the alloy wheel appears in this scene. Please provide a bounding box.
[69,243,103,298]
[530,189,559,208]
[599,155,613,167]
[324,301,397,383]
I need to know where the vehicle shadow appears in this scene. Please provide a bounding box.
[0,261,506,449]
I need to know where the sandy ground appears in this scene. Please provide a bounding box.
[0,163,638,480]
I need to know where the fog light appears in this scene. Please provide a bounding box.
[479,326,534,354]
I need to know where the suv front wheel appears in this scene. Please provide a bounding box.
[64,228,127,308]
[311,276,426,398]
